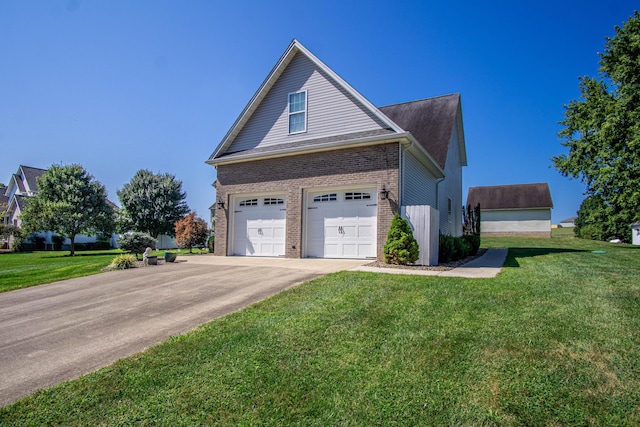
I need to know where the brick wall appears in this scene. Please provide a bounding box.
[213,143,400,260]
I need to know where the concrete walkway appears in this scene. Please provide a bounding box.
[352,248,508,278]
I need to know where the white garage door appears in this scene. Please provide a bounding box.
[306,189,377,259]
[231,195,286,257]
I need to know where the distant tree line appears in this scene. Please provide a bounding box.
[13,164,209,255]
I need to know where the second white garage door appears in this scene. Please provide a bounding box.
[231,195,286,256]
[305,188,377,259]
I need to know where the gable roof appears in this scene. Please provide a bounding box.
[20,165,47,193]
[467,183,553,210]
[207,39,403,163]
[9,174,26,194]
[206,40,469,181]
[379,94,466,169]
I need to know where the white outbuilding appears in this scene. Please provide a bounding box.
[466,183,553,238]
[631,222,640,246]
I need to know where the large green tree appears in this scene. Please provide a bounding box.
[117,170,189,238]
[20,164,115,256]
[553,11,640,242]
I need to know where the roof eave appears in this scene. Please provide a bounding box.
[480,207,553,211]
[207,133,411,166]
[455,100,468,167]
[402,133,446,178]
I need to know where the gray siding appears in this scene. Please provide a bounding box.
[226,52,388,154]
[401,150,437,207]
[439,121,463,236]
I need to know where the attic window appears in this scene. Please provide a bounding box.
[288,90,307,134]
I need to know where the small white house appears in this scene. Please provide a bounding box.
[631,222,640,246]
[559,217,576,228]
[466,183,553,238]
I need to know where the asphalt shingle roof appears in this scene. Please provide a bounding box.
[379,94,461,170]
[467,183,553,210]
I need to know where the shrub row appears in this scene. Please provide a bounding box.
[439,234,480,264]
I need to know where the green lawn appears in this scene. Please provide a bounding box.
[1,235,639,425]
[0,248,210,293]
[0,250,121,293]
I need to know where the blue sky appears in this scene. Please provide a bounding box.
[0,1,636,224]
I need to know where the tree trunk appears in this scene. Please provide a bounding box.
[69,234,76,256]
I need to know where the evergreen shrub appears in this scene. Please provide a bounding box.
[384,214,419,265]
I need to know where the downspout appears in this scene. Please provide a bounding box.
[435,177,445,211]
[398,139,415,211]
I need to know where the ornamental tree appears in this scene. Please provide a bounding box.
[117,170,189,238]
[384,214,419,265]
[552,12,640,241]
[19,164,115,256]
[175,212,209,253]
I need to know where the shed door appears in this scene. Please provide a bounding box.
[232,195,286,256]
[306,189,377,259]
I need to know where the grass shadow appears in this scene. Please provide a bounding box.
[504,247,589,268]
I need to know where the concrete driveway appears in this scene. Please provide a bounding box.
[0,256,366,407]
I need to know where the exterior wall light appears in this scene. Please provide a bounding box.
[217,198,225,210]
[380,185,389,200]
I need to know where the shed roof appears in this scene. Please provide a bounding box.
[467,183,553,210]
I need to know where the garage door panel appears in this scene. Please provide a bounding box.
[232,196,286,257]
[357,224,374,238]
[325,225,340,238]
[305,188,377,259]
[324,244,339,257]
[273,226,285,239]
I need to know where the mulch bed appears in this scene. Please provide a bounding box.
[365,248,487,271]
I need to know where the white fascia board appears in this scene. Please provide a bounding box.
[207,133,411,166]
[401,134,446,178]
[455,102,468,167]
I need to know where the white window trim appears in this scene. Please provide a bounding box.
[288,90,307,135]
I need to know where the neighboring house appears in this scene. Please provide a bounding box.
[4,165,46,229]
[3,165,118,250]
[156,234,177,249]
[466,183,553,238]
[206,40,467,261]
[559,217,576,228]
[0,185,9,249]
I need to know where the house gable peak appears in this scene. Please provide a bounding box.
[207,40,403,163]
